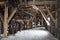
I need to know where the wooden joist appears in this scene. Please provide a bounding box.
[3,4,8,37]
[16,19,29,22]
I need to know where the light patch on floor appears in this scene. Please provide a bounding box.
[1,30,58,40]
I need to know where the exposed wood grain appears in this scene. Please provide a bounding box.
[3,4,8,37]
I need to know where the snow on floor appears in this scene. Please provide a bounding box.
[1,30,58,40]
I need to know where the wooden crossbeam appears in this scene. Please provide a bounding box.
[39,9,50,25]
[45,5,55,23]
[28,1,56,5]
[31,5,50,25]
[23,10,34,16]
[41,9,49,22]
[3,4,8,37]
[47,11,56,16]
[29,16,35,22]
[8,3,21,23]
[16,20,23,22]
[51,11,56,14]
[0,1,4,5]
[8,8,17,23]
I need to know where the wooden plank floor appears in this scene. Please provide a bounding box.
[1,30,58,40]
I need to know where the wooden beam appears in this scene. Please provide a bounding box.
[23,10,34,16]
[8,8,17,23]
[45,5,55,23]
[16,20,23,22]
[47,11,56,16]
[0,1,4,5]
[55,3,57,28]
[31,5,50,25]
[41,9,49,22]
[55,12,57,27]
[0,13,3,21]
[8,3,21,23]
[3,4,8,37]
[41,17,43,26]
[28,1,56,5]
[27,20,30,28]
[39,9,50,24]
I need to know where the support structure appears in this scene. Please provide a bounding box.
[31,5,50,25]
[8,8,17,23]
[45,5,55,24]
[3,4,8,37]
[0,0,57,37]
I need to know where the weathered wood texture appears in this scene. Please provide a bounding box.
[3,4,8,37]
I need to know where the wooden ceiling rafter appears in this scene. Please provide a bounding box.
[45,4,56,24]
[31,5,50,25]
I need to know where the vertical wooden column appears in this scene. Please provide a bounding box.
[55,1,57,37]
[42,17,43,26]
[55,11,57,37]
[27,20,30,29]
[3,4,8,37]
[55,1,57,28]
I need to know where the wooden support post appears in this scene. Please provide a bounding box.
[3,4,8,37]
[54,3,57,37]
[28,1,56,5]
[27,20,30,29]
[42,17,43,26]
[54,11,57,37]
[55,1,57,28]
[55,11,57,28]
